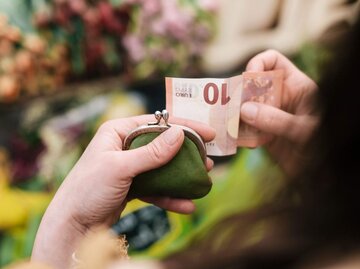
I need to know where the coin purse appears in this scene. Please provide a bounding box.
[123,110,212,199]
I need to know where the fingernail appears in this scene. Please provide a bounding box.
[241,103,258,122]
[163,126,182,145]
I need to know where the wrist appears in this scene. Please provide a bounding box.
[32,201,87,269]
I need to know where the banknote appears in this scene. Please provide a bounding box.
[166,70,283,156]
[166,75,242,156]
[237,70,284,148]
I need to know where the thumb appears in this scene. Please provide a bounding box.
[240,102,311,143]
[124,126,185,176]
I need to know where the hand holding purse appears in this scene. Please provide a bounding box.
[123,110,212,199]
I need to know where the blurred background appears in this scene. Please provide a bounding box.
[0,0,359,266]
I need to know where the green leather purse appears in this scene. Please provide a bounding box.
[123,110,212,199]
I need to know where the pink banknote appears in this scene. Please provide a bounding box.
[237,70,283,148]
[166,70,283,156]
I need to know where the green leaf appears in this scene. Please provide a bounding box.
[110,0,125,8]
[23,213,43,257]
[104,37,121,68]
[0,233,15,267]
[67,17,86,75]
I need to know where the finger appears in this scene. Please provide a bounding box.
[123,126,185,176]
[109,260,163,269]
[246,49,299,74]
[206,157,214,171]
[93,115,216,152]
[241,102,316,143]
[89,115,155,151]
[245,50,317,94]
[104,114,216,142]
[169,116,216,142]
[140,197,196,214]
[97,115,154,139]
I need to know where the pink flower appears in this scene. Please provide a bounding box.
[151,18,167,36]
[123,35,145,62]
[143,0,161,17]
[194,24,211,41]
[149,46,175,62]
[161,0,194,40]
[68,0,87,15]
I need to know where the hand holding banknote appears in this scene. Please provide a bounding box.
[166,62,284,155]
[166,50,319,174]
[242,50,318,174]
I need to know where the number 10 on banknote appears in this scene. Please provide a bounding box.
[166,70,283,156]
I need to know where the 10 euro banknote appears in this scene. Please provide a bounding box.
[166,70,283,156]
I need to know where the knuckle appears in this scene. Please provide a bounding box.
[246,60,256,71]
[264,49,280,56]
[97,120,115,133]
[261,108,276,130]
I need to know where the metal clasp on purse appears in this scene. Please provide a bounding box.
[123,110,207,163]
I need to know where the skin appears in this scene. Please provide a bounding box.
[104,56,321,269]
[241,50,319,175]
[31,50,319,269]
[31,115,215,269]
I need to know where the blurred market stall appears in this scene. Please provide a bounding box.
[1,0,359,267]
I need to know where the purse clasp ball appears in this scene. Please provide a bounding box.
[123,110,207,164]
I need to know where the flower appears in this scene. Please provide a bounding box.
[121,0,217,79]
[123,35,145,62]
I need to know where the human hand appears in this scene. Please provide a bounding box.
[240,50,319,174]
[31,115,215,269]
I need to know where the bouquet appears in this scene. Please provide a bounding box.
[122,0,217,80]
[0,13,69,102]
[0,0,217,103]
[32,0,130,77]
